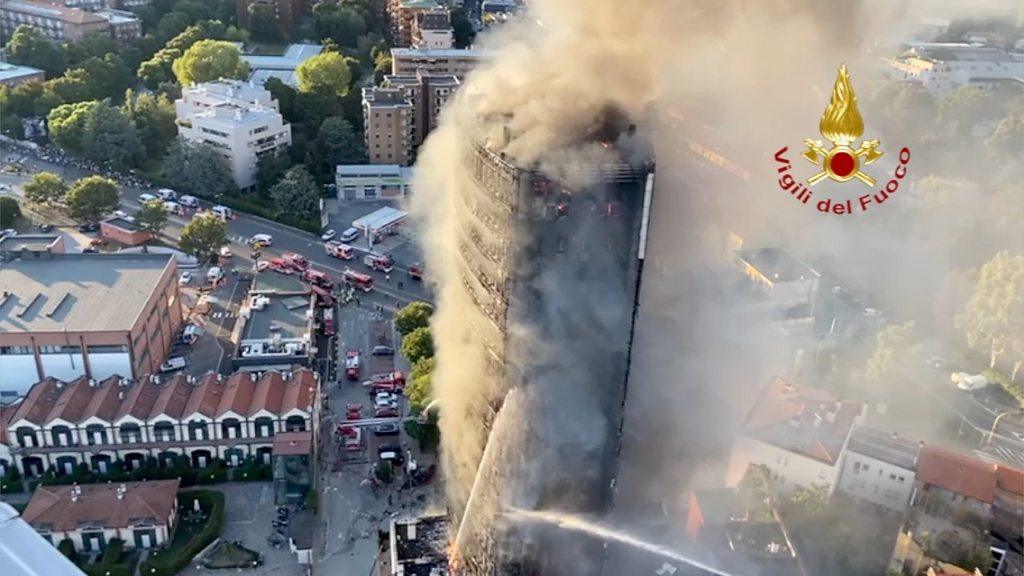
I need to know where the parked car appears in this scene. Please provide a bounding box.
[179,271,194,285]
[250,233,273,247]
[159,356,187,373]
[219,246,233,258]
[179,195,200,208]
[139,193,157,203]
[373,423,400,436]
[155,188,177,201]
[0,229,18,239]
[951,372,988,391]
[340,227,359,242]
[112,210,132,221]
[78,222,99,233]
[374,406,399,418]
[212,205,234,220]
[321,229,337,241]
[371,345,395,356]
[35,223,54,232]
[374,392,399,407]
[81,247,99,254]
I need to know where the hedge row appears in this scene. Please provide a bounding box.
[28,455,269,490]
[140,491,225,576]
[215,194,321,234]
[81,538,135,576]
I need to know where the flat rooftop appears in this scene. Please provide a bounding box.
[0,253,173,333]
[391,47,493,59]
[242,294,310,341]
[0,234,60,252]
[0,62,43,82]
[736,248,819,283]
[104,216,139,231]
[846,426,920,470]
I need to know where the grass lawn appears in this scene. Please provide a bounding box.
[202,541,261,569]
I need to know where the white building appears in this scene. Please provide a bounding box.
[390,47,493,78]
[243,43,323,88]
[175,80,291,190]
[884,43,1024,96]
[836,427,920,512]
[412,7,454,49]
[336,164,413,201]
[729,378,865,496]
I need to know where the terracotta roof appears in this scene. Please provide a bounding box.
[217,372,256,417]
[5,0,109,25]
[996,464,1024,496]
[42,377,94,425]
[916,446,997,504]
[23,479,180,532]
[115,377,161,421]
[9,378,60,425]
[148,375,193,421]
[250,371,286,415]
[80,376,123,422]
[742,377,862,465]
[280,369,317,414]
[0,403,15,445]
[272,431,311,455]
[182,373,223,419]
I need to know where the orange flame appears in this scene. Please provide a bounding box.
[819,64,864,146]
[447,540,461,572]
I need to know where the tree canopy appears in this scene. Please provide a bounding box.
[48,100,142,169]
[65,176,120,223]
[171,39,249,85]
[405,356,436,412]
[179,212,228,263]
[269,165,320,220]
[959,252,1024,370]
[401,326,434,364]
[866,322,916,383]
[135,199,170,239]
[23,172,68,205]
[296,52,352,96]
[0,197,22,228]
[395,301,434,336]
[318,116,366,166]
[4,26,67,78]
[162,138,236,198]
[123,90,178,161]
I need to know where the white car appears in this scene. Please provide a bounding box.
[179,195,199,208]
[340,227,359,242]
[219,246,233,258]
[155,188,178,201]
[249,233,273,247]
[374,392,399,408]
[321,229,337,241]
[0,229,17,239]
[112,210,131,220]
[179,271,194,285]
[139,193,157,203]
[951,372,988,391]
[160,356,187,373]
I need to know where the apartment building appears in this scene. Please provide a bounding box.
[175,80,291,190]
[729,377,864,496]
[1,0,109,43]
[5,368,320,478]
[335,164,412,201]
[0,252,182,396]
[93,8,139,42]
[385,70,459,147]
[836,426,921,512]
[388,0,440,47]
[412,7,453,49]
[390,47,492,78]
[0,62,44,88]
[23,480,180,552]
[362,86,414,166]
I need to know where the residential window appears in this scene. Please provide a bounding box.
[889,473,897,481]
[0,346,32,355]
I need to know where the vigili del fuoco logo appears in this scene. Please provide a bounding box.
[774,65,911,215]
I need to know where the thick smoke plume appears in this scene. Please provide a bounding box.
[410,0,1021,572]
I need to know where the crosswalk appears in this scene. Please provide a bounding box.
[976,446,1024,467]
[211,311,238,319]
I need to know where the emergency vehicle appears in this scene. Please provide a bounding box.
[302,269,334,289]
[325,241,354,260]
[363,253,394,273]
[321,308,336,336]
[408,264,423,281]
[310,285,335,308]
[345,350,361,380]
[268,258,294,274]
[282,253,309,271]
[343,269,374,292]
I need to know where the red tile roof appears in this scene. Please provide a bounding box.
[996,464,1024,497]
[742,377,862,465]
[115,376,161,421]
[80,376,123,422]
[23,479,180,532]
[0,403,14,445]
[280,370,317,414]
[272,431,311,455]
[916,446,998,504]
[43,376,93,424]
[182,374,222,418]
[250,371,286,415]
[148,374,193,420]
[217,372,256,417]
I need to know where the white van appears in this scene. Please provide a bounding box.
[156,188,178,201]
[139,193,157,203]
[160,356,187,373]
[163,201,182,215]
[211,205,233,220]
[179,195,199,208]
[207,266,224,282]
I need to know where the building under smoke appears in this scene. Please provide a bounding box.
[450,110,656,575]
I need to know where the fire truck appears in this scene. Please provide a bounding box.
[281,253,309,271]
[408,263,423,281]
[324,241,354,260]
[363,253,394,273]
[302,269,334,289]
[343,269,374,292]
[321,308,335,336]
[310,284,335,308]
[345,350,361,380]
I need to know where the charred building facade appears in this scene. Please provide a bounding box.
[452,120,655,575]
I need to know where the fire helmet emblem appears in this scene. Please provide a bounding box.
[802,65,883,186]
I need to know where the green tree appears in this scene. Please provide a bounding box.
[179,212,227,263]
[372,50,391,85]
[123,90,177,161]
[135,198,170,239]
[986,107,1023,162]
[0,197,22,228]
[48,100,142,169]
[395,301,434,335]
[248,3,282,42]
[74,54,133,100]
[22,172,67,205]
[65,31,117,66]
[401,327,434,364]
[65,176,120,223]
[313,4,367,48]
[256,153,293,195]
[451,8,475,48]
[405,356,435,412]
[296,52,351,97]
[866,321,916,382]
[4,26,67,77]
[269,165,320,220]
[939,86,998,137]
[784,484,830,518]
[162,138,236,198]
[318,116,366,166]
[171,39,249,85]
[959,252,1024,370]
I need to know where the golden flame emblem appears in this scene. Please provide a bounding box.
[803,65,882,186]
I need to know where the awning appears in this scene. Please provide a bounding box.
[351,207,408,234]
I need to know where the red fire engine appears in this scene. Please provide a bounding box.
[281,253,309,271]
[302,269,334,289]
[325,241,354,260]
[363,253,394,273]
[268,258,294,274]
[345,350,361,380]
[343,269,374,292]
